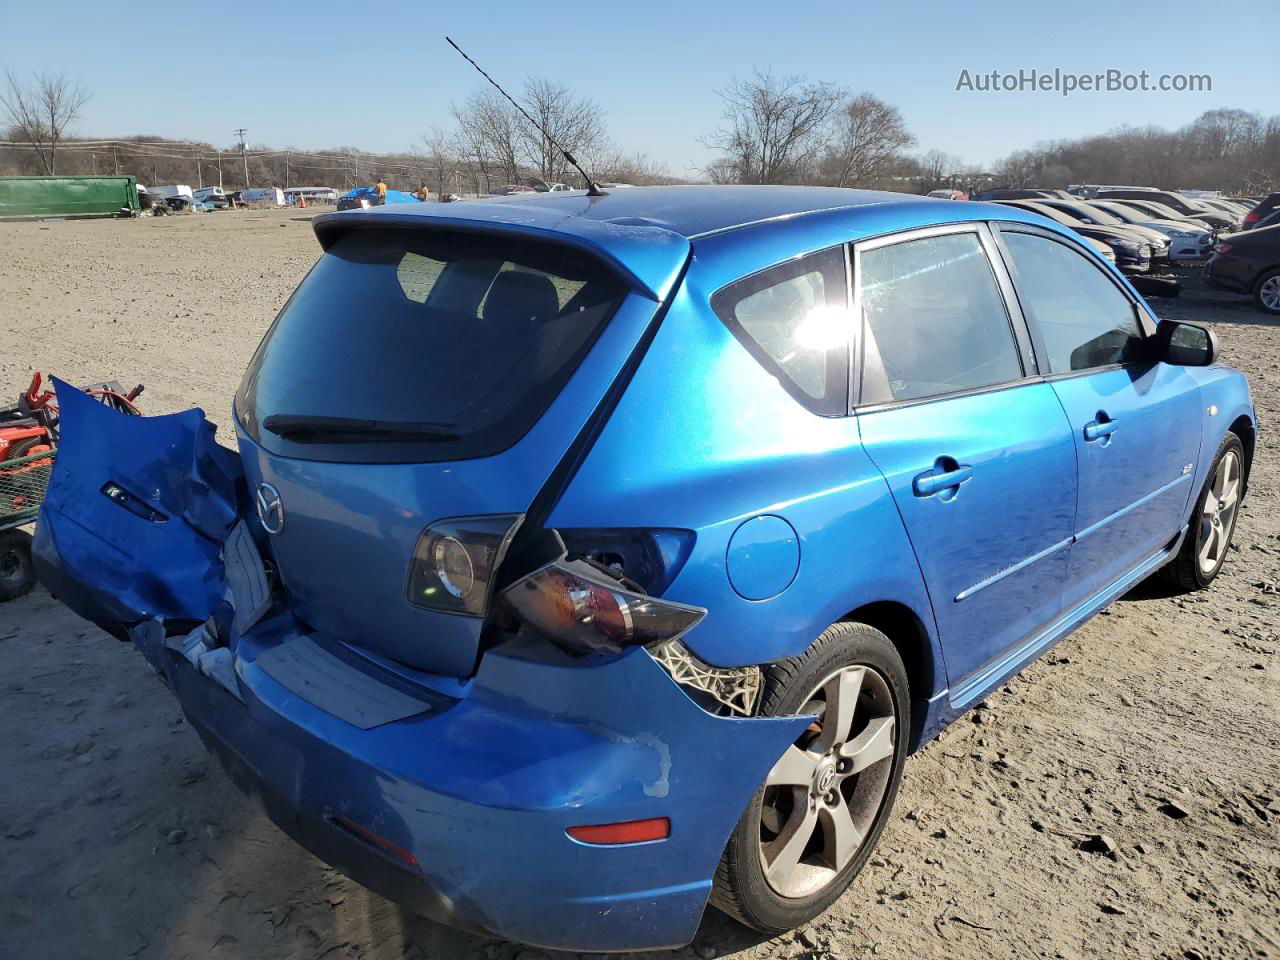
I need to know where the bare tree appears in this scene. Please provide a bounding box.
[451,89,520,191]
[1,70,90,175]
[587,147,679,186]
[703,69,841,184]
[915,149,960,191]
[821,93,915,187]
[417,128,465,195]
[516,77,608,185]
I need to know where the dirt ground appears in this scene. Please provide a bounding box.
[1,208,1277,960]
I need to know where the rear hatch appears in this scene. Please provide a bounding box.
[232,213,689,676]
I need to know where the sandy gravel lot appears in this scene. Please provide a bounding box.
[1,208,1277,960]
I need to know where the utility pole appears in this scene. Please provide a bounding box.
[90,153,97,174]
[196,150,202,189]
[216,150,223,191]
[285,151,290,189]
[234,128,249,188]
[112,146,118,175]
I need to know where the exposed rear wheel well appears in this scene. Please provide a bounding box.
[841,601,936,717]
[1229,415,1256,490]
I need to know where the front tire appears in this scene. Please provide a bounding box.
[711,621,910,934]
[1162,432,1245,591]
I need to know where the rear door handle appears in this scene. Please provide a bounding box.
[1083,418,1119,442]
[913,463,973,497]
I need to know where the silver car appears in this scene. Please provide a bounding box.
[1087,201,1214,261]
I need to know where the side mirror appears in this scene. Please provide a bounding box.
[1153,319,1218,367]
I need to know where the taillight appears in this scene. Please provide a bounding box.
[1244,212,1259,225]
[500,557,705,656]
[407,515,522,615]
[1215,242,1233,255]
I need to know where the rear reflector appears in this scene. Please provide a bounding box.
[567,817,671,845]
[330,814,420,869]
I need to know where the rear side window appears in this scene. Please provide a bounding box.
[1001,232,1142,373]
[236,228,626,462]
[857,232,1023,405]
[711,246,849,415]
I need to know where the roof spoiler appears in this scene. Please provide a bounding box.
[311,207,690,303]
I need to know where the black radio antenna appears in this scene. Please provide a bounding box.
[446,36,606,197]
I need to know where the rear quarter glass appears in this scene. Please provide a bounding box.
[236,228,627,463]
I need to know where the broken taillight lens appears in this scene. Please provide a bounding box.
[500,558,705,656]
[407,515,523,616]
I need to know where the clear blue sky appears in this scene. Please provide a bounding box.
[5,0,1275,176]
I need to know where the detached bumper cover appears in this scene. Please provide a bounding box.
[33,380,808,952]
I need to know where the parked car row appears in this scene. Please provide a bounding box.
[140,185,336,212]
[961,184,1280,316]
[976,185,1266,232]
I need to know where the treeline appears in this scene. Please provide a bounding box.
[991,108,1280,193]
[699,70,1280,194]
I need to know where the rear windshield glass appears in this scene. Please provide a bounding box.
[236,227,626,462]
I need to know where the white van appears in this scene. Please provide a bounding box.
[239,188,285,207]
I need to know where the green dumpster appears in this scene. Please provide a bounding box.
[0,175,141,220]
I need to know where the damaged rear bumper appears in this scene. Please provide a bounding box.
[33,381,808,952]
[113,611,804,951]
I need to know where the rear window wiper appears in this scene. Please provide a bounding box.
[261,414,459,443]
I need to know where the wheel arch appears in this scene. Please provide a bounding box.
[1228,413,1256,491]
[838,599,942,751]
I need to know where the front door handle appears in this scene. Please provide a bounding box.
[913,462,973,498]
[1083,417,1119,442]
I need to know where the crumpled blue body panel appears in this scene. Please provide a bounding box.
[34,378,242,628]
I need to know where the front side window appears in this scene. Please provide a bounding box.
[858,231,1023,405]
[711,246,849,415]
[1001,231,1143,373]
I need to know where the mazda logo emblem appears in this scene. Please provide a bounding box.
[816,765,836,794]
[255,482,285,535]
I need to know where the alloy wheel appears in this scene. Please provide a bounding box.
[1198,449,1242,576]
[758,664,897,899]
[1261,275,1280,312]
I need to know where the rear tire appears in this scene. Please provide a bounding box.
[1252,268,1280,316]
[0,528,36,602]
[711,621,910,934]
[1162,432,1245,591]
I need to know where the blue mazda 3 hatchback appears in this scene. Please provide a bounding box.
[35,185,1255,951]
